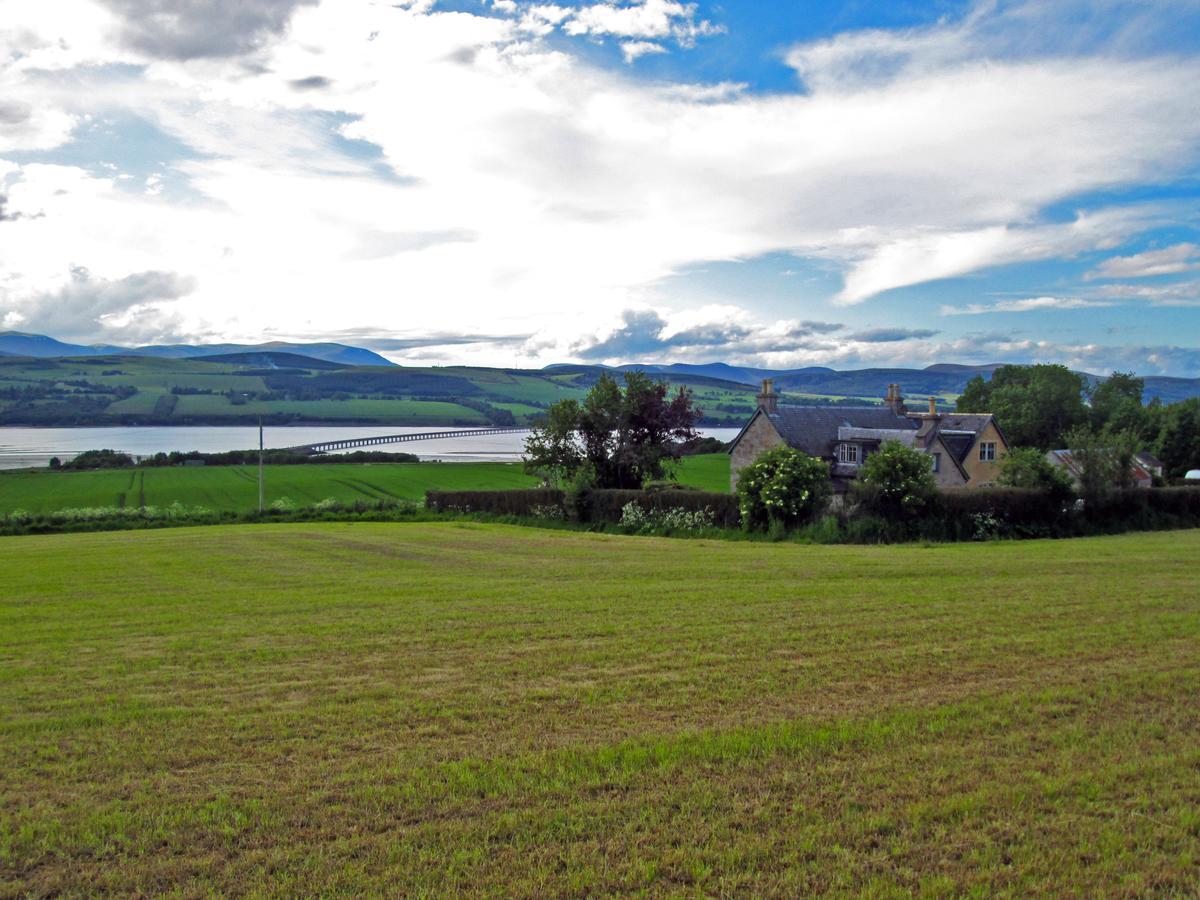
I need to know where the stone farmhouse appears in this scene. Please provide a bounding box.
[727,381,1009,493]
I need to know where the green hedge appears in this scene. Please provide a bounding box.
[425,487,740,527]
[425,489,566,517]
[908,487,1200,541]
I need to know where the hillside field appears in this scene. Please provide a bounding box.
[0,454,731,515]
[0,355,776,427]
[2,524,1198,894]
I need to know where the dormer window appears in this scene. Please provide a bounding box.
[838,443,859,465]
[979,442,996,462]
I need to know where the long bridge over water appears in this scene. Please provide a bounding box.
[287,427,531,456]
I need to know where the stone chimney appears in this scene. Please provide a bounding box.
[884,383,906,415]
[928,396,938,416]
[757,378,779,413]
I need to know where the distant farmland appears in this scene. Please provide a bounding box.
[1,525,1197,894]
[0,454,731,514]
[0,355,777,427]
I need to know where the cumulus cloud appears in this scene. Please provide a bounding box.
[1,265,197,343]
[940,296,1115,315]
[556,0,721,43]
[96,0,319,60]
[1086,243,1200,280]
[570,307,847,362]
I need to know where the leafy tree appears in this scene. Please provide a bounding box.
[1089,371,1148,437]
[956,364,1087,450]
[521,398,582,487]
[1063,426,1141,499]
[522,371,701,489]
[997,446,1074,500]
[854,440,938,519]
[1157,398,1200,479]
[735,445,831,531]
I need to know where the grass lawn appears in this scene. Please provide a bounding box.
[1,525,1198,894]
[0,455,729,515]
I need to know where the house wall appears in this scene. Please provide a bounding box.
[728,412,786,491]
[930,443,969,489]
[962,420,1007,484]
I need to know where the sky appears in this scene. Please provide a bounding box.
[1,0,1199,375]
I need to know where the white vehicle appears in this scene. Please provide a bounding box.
[1185,469,1200,482]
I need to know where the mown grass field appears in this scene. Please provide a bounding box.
[1,525,1197,894]
[0,454,731,514]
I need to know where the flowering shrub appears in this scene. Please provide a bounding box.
[854,440,937,520]
[735,446,832,532]
[269,497,297,512]
[529,503,567,520]
[619,501,714,534]
[3,502,214,524]
[969,511,1003,541]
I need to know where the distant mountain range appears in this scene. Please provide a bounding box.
[0,332,393,367]
[3,331,1199,405]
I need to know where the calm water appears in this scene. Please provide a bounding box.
[0,426,741,470]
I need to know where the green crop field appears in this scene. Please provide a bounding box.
[1,525,1197,894]
[0,454,730,514]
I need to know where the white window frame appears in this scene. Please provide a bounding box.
[838,443,859,465]
[931,452,941,473]
[979,441,996,462]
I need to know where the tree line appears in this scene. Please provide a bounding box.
[957,364,1198,478]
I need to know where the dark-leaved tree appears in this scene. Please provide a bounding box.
[956,364,1087,450]
[1157,397,1200,479]
[523,371,701,489]
[1088,371,1150,438]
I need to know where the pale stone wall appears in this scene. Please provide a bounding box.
[930,442,970,489]
[729,412,786,491]
[962,420,1007,484]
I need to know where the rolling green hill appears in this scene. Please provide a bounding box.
[0,354,770,427]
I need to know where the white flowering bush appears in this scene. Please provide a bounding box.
[970,511,1003,541]
[855,441,937,520]
[269,496,297,512]
[736,446,832,532]
[619,500,714,534]
[529,503,566,520]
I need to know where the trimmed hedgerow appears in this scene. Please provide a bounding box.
[425,488,566,518]
[425,487,741,528]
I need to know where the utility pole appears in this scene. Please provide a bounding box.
[258,418,264,514]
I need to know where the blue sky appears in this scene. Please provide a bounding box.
[1,0,1199,374]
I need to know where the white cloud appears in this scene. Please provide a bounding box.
[620,40,666,64]
[1092,280,1200,307]
[1086,243,1200,280]
[940,296,1114,315]
[0,0,1198,366]
[560,0,720,42]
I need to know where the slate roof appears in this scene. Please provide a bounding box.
[766,406,916,457]
[938,432,976,463]
[1135,451,1163,469]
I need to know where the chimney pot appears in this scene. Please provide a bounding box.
[757,378,778,413]
[928,396,937,415]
